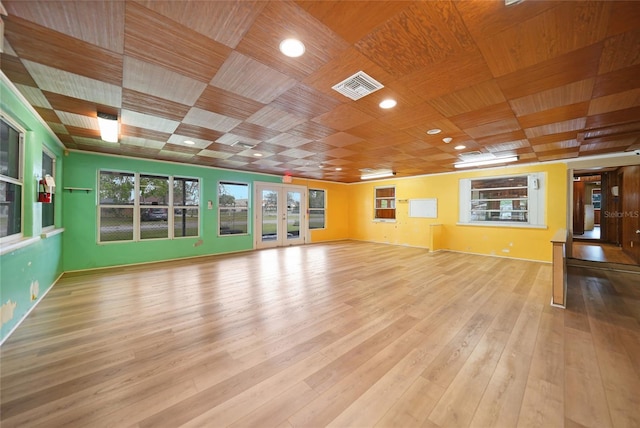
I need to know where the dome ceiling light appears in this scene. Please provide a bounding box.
[279,38,305,57]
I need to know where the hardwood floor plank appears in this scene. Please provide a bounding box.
[468,297,545,427]
[322,330,434,427]
[304,315,419,394]
[516,310,565,428]
[375,377,445,428]
[564,327,614,428]
[421,288,506,389]
[427,328,510,428]
[565,270,592,333]
[1,242,638,427]
[181,353,329,427]
[138,330,341,428]
[289,327,425,427]
[580,274,640,427]
[517,379,564,428]
[228,382,318,428]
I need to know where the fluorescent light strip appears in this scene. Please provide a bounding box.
[361,171,395,180]
[97,112,119,143]
[454,156,519,168]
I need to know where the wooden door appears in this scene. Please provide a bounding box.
[621,165,640,264]
[573,180,585,235]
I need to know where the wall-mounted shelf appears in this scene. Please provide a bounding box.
[64,187,92,193]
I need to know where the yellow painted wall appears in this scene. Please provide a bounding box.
[347,163,567,262]
[292,178,350,242]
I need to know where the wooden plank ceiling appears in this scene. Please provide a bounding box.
[2,0,639,183]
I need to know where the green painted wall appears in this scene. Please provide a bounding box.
[62,151,282,271]
[1,76,64,342]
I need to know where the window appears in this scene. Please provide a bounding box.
[374,186,395,220]
[99,171,135,242]
[309,189,325,229]
[139,174,169,240]
[98,171,200,242]
[0,118,24,241]
[173,177,199,237]
[42,150,55,229]
[219,182,249,235]
[592,188,601,210]
[459,173,545,227]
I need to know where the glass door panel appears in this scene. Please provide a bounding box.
[255,183,306,249]
[287,191,301,241]
[261,189,279,243]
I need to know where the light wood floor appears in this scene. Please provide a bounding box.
[1,241,639,427]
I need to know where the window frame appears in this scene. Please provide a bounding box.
[97,170,201,243]
[41,147,56,231]
[218,181,250,236]
[458,173,546,228]
[98,170,136,243]
[138,173,170,241]
[0,115,25,243]
[308,188,326,230]
[173,176,200,239]
[374,185,396,222]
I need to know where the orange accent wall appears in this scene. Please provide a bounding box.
[292,177,350,242]
[293,163,566,262]
[346,163,568,262]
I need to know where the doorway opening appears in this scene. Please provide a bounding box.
[571,165,640,266]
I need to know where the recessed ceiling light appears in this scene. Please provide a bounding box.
[279,38,305,57]
[443,137,452,144]
[183,140,195,145]
[379,99,397,109]
[253,153,263,157]
[427,128,441,135]
[454,145,466,150]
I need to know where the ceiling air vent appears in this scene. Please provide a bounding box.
[332,71,384,101]
[231,141,255,150]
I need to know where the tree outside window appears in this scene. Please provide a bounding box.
[219,182,249,235]
[309,189,325,229]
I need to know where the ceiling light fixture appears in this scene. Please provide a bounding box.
[97,112,119,143]
[442,137,452,144]
[454,145,466,150]
[427,128,441,135]
[361,169,396,180]
[335,167,342,171]
[379,99,397,109]
[183,140,195,145]
[253,153,263,157]
[279,38,305,57]
[454,155,519,168]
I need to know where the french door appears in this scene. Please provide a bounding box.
[255,183,306,249]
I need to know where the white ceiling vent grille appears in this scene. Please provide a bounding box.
[332,71,384,101]
[231,141,255,150]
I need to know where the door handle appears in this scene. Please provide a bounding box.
[636,230,640,234]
